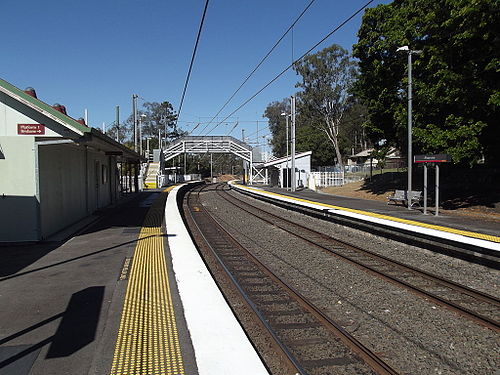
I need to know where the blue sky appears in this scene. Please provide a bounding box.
[1,0,389,145]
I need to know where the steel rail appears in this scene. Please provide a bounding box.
[184,184,307,375]
[187,183,400,375]
[218,184,500,332]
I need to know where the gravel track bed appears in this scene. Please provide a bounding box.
[199,187,499,375]
[183,193,293,375]
[230,189,500,299]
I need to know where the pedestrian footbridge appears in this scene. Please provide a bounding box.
[163,136,264,183]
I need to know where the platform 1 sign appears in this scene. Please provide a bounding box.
[414,154,450,163]
[17,124,45,135]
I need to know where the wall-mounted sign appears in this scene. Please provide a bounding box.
[17,124,45,135]
[414,154,451,163]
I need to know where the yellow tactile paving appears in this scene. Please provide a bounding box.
[237,184,500,244]
[110,186,185,375]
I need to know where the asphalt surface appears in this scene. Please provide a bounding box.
[0,191,197,375]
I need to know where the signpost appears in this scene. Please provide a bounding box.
[414,154,450,216]
[17,124,45,135]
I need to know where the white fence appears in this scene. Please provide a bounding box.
[308,172,344,190]
[159,173,202,187]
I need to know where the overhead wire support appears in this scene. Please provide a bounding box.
[207,0,374,135]
[197,0,317,136]
[176,0,210,129]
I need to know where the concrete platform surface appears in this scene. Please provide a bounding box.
[0,191,198,375]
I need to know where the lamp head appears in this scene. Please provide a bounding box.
[396,45,409,52]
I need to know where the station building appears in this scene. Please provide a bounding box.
[256,151,312,189]
[0,78,141,242]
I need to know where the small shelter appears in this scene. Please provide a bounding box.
[0,78,141,242]
[254,151,312,189]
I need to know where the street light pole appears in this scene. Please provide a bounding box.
[291,95,296,192]
[397,46,422,209]
[281,112,290,190]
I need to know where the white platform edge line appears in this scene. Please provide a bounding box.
[165,183,270,375]
[231,183,500,252]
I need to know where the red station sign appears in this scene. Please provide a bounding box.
[17,124,45,135]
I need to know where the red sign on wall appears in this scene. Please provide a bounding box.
[17,124,45,135]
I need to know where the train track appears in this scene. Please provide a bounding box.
[184,183,400,375]
[216,183,500,332]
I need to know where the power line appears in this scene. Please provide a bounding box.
[208,0,374,136]
[176,0,210,128]
[196,0,317,136]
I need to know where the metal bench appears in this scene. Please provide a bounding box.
[387,190,422,208]
[387,190,406,205]
[408,190,422,207]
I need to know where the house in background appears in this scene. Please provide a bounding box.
[346,147,403,170]
[0,78,141,242]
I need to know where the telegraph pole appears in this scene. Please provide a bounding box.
[132,94,138,152]
[115,105,120,142]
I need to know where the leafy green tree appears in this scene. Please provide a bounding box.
[338,101,370,157]
[294,44,358,169]
[353,0,500,165]
[263,99,289,157]
[105,121,128,143]
[370,145,390,173]
[125,101,179,149]
[296,124,336,167]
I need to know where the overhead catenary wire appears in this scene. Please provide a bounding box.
[194,0,317,136]
[205,0,374,137]
[175,0,210,128]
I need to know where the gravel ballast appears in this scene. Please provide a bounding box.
[197,186,499,375]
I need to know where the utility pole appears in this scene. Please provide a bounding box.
[397,46,422,209]
[291,95,296,192]
[132,94,138,152]
[115,105,120,142]
[139,115,144,156]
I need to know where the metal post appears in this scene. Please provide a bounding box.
[139,116,143,156]
[285,114,289,190]
[115,105,120,142]
[249,151,253,185]
[423,163,428,215]
[407,52,413,210]
[210,153,213,181]
[435,164,440,217]
[132,94,138,152]
[291,95,296,192]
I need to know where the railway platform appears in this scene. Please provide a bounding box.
[0,185,268,375]
[230,183,500,263]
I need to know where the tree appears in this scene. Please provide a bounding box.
[263,98,336,167]
[105,121,128,143]
[353,0,500,165]
[370,144,390,174]
[263,99,289,157]
[125,101,179,149]
[294,44,358,169]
